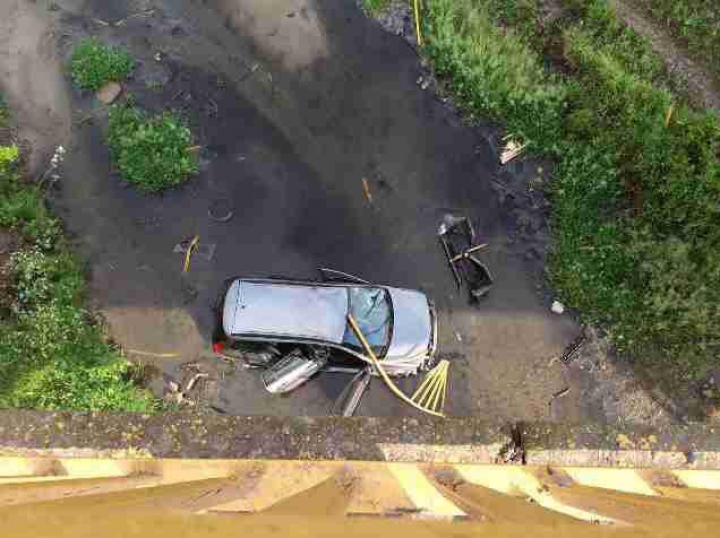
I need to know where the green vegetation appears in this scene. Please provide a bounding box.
[361,0,392,15]
[423,0,720,377]
[0,101,157,412]
[108,104,198,193]
[70,38,134,91]
[634,0,720,78]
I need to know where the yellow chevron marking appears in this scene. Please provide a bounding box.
[388,464,465,519]
[455,466,615,524]
[672,471,720,490]
[562,468,657,496]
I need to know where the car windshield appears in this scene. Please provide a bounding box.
[342,287,391,355]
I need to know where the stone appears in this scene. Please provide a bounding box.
[96,82,122,105]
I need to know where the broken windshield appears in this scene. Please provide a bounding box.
[342,287,392,355]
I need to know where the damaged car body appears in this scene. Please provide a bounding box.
[213,269,438,394]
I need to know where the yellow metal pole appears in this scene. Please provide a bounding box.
[348,315,444,418]
[413,0,423,46]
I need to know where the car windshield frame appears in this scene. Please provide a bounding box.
[341,286,393,357]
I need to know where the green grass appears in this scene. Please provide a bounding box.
[633,0,720,78]
[108,104,198,193]
[70,38,134,91]
[361,0,393,15]
[0,101,158,412]
[423,0,720,378]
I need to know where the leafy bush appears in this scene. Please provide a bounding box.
[108,105,198,193]
[0,145,18,176]
[0,138,157,411]
[423,0,720,376]
[70,38,134,91]
[0,303,158,412]
[1,154,60,247]
[10,249,83,313]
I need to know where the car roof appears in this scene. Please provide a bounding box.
[223,280,350,343]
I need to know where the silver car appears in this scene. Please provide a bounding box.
[213,269,438,393]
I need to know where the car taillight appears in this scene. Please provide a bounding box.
[212,342,225,354]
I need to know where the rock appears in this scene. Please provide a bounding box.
[550,300,565,314]
[96,82,122,105]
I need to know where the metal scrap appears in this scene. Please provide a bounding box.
[331,368,371,417]
[438,215,494,302]
[500,136,527,165]
[362,178,373,205]
[185,373,209,393]
[174,237,216,264]
[560,330,587,365]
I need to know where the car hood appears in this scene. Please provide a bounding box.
[385,287,432,361]
[223,280,349,343]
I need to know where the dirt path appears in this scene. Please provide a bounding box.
[0,0,675,424]
[611,0,720,114]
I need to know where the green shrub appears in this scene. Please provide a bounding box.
[0,303,158,412]
[423,0,566,151]
[0,166,60,247]
[10,249,83,313]
[361,0,392,15]
[108,105,198,193]
[0,114,158,412]
[70,38,134,91]
[0,145,18,177]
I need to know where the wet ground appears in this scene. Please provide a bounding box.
[2,0,598,420]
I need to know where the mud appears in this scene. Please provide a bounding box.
[0,0,667,423]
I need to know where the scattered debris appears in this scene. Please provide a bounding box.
[438,215,494,301]
[262,348,327,394]
[361,178,373,205]
[182,235,199,273]
[37,145,66,188]
[665,104,675,127]
[114,9,155,27]
[416,76,430,90]
[550,300,565,314]
[500,136,527,165]
[126,349,180,359]
[75,114,94,126]
[185,373,209,393]
[332,368,371,417]
[347,314,445,418]
[499,423,526,464]
[559,331,587,365]
[96,82,123,105]
[173,237,216,262]
[551,387,571,401]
